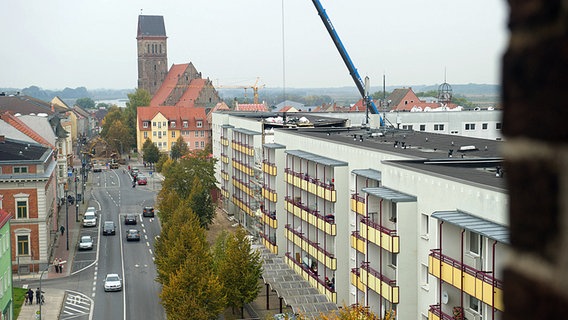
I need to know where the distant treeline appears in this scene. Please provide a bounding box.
[0,86,133,103]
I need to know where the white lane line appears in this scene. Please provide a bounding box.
[146,242,150,247]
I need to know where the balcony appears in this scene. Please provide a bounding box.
[285,224,336,270]
[233,177,253,197]
[428,304,453,320]
[350,194,366,215]
[360,263,399,304]
[262,160,277,176]
[232,195,253,217]
[350,231,366,254]
[260,232,278,254]
[232,159,254,176]
[220,187,229,199]
[350,268,366,292]
[220,136,229,146]
[359,218,399,253]
[284,196,336,236]
[220,169,229,181]
[231,140,254,156]
[428,249,504,311]
[284,252,337,303]
[261,208,277,229]
[284,169,336,202]
[262,185,277,202]
[220,153,229,164]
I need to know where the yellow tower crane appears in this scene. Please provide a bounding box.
[216,77,265,104]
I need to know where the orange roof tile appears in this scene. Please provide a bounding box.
[0,112,54,148]
[235,103,268,112]
[150,63,190,106]
[137,106,208,131]
[176,78,206,108]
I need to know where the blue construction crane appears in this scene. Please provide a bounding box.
[310,0,384,126]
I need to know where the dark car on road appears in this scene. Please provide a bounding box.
[124,214,137,225]
[103,221,116,235]
[142,206,155,217]
[126,229,141,241]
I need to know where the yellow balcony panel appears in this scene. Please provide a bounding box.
[351,234,366,254]
[351,271,366,291]
[361,266,398,304]
[308,182,317,194]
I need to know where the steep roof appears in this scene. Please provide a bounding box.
[388,88,415,108]
[0,112,54,148]
[150,63,190,106]
[0,136,50,161]
[176,78,207,108]
[0,95,54,115]
[0,209,10,229]
[137,15,166,38]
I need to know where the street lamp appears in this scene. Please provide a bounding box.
[64,187,69,251]
[74,175,79,222]
[38,265,49,320]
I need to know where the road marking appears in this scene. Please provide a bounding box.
[146,242,150,247]
[149,249,153,255]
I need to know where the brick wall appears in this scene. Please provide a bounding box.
[503,1,568,318]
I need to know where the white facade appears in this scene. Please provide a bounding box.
[212,111,508,319]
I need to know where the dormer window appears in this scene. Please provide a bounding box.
[197,121,203,128]
[14,166,28,174]
[143,121,149,128]
[171,121,176,128]
[183,121,188,128]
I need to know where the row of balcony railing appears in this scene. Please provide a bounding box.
[284,196,336,236]
[284,168,335,190]
[285,224,336,265]
[285,252,337,303]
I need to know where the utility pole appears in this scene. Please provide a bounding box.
[65,185,69,251]
[75,175,79,222]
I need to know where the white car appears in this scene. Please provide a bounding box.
[83,212,97,227]
[79,235,93,250]
[104,273,122,292]
[86,207,96,215]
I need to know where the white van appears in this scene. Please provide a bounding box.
[83,212,97,227]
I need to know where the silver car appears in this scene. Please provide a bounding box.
[104,273,122,292]
[79,235,93,250]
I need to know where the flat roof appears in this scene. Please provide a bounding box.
[286,150,348,167]
[432,210,509,244]
[264,143,286,149]
[362,186,417,202]
[352,169,382,182]
[233,127,261,135]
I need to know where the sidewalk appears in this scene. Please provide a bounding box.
[17,157,86,319]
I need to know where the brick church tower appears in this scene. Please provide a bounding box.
[137,15,168,96]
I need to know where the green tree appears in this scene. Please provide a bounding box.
[142,139,160,167]
[75,97,95,109]
[156,154,171,173]
[216,227,262,317]
[161,149,218,199]
[100,106,125,138]
[188,177,216,229]
[106,120,132,155]
[125,88,151,149]
[170,136,189,160]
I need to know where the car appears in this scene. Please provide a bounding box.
[103,273,122,292]
[136,175,147,185]
[86,207,96,215]
[124,214,137,225]
[83,212,97,227]
[142,206,155,217]
[103,221,116,235]
[126,229,141,241]
[79,235,93,250]
[130,168,139,178]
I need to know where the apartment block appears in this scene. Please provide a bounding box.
[212,111,507,319]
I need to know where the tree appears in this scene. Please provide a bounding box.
[75,97,95,109]
[156,154,171,173]
[124,88,151,149]
[170,136,189,160]
[142,139,160,166]
[100,106,125,138]
[106,120,132,155]
[188,177,216,229]
[216,227,262,317]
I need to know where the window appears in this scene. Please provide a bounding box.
[390,252,397,267]
[144,132,148,139]
[163,131,166,136]
[421,264,429,286]
[197,121,203,128]
[200,130,205,137]
[153,121,156,127]
[0,194,2,209]
[14,166,28,174]
[171,131,176,138]
[195,131,199,137]
[496,122,502,130]
[158,132,162,139]
[153,131,157,137]
[200,141,204,148]
[402,125,413,130]
[163,121,167,127]
[17,200,28,219]
[465,123,476,130]
[143,122,148,128]
[171,121,176,128]
[469,231,481,255]
[158,142,162,147]
[163,142,167,148]
[183,121,188,128]
[157,122,162,129]
[421,213,429,236]
[17,235,29,255]
[195,142,199,148]
[434,124,444,131]
[420,124,426,131]
[469,295,481,313]
[482,123,488,130]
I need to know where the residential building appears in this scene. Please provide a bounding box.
[212,111,507,319]
[137,15,168,96]
[0,209,13,320]
[136,106,210,153]
[0,136,58,274]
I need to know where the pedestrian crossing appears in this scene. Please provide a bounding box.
[60,291,91,319]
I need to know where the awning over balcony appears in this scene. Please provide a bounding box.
[285,150,348,167]
[432,210,509,244]
[352,169,382,182]
[257,245,338,317]
[362,186,416,202]
[264,143,286,149]
[233,127,262,135]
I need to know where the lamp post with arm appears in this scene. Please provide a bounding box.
[38,265,49,320]
[64,185,69,251]
[74,174,79,222]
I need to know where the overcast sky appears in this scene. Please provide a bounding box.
[1,0,508,90]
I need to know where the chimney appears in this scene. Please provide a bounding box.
[0,135,5,143]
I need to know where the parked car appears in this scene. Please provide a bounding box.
[103,221,116,235]
[83,212,97,227]
[142,206,155,217]
[136,175,147,185]
[104,273,122,292]
[126,229,141,241]
[124,214,137,225]
[79,235,93,250]
[86,207,96,215]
